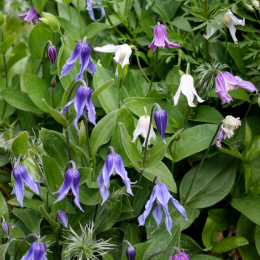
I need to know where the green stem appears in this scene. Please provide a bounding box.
[94,209,108,236]
[225,26,227,64]
[83,118,92,160]
[149,48,159,91]
[204,0,210,63]
[183,121,222,205]
[77,0,82,36]
[36,41,52,77]
[65,127,72,161]
[46,189,49,213]
[55,228,61,260]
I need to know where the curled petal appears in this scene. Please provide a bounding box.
[61,97,75,115]
[170,197,187,220]
[94,44,120,53]
[57,210,68,227]
[19,166,40,194]
[21,241,37,260]
[71,170,84,212]
[12,169,25,207]
[152,204,163,227]
[33,243,46,260]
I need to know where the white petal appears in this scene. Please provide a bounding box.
[227,24,238,44]
[132,121,142,142]
[94,44,120,53]
[173,87,182,106]
[203,27,217,40]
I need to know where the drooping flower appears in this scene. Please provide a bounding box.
[216,115,241,148]
[126,245,136,260]
[215,71,258,105]
[19,6,40,24]
[60,36,96,81]
[21,241,47,260]
[97,146,135,205]
[154,108,167,143]
[138,182,187,235]
[203,27,217,40]
[148,22,180,52]
[53,164,83,212]
[174,74,204,107]
[61,85,96,130]
[11,165,40,207]
[132,115,156,146]
[86,0,105,22]
[94,44,132,76]
[47,44,57,66]
[169,252,189,260]
[1,216,9,238]
[57,210,68,228]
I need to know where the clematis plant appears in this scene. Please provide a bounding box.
[97,146,136,204]
[19,6,40,24]
[60,36,96,81]
[86,0,105,22]
[57,210,68,228]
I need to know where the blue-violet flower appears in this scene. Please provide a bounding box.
[47,44,57,66]
[154,108,167,143]
[57,210,68,228]
[169,252,189,260]
[126,245,136,260]
[86,0,106,22]
[19,6,40,24]
[21,241,47,260]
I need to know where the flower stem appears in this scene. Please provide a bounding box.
[148,247,182,260]
[36,40,52,77]
[83,118,92,160]
[94,209,108,236]
[225,26,228,64]
[77,0,82,36]
[55,228,61,260]
[204,0,210,63]
[65,127,72,161]
[149,48,159,92]
[183,121,222,206]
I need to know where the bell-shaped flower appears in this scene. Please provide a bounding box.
[86,0,105,22]
[215,71,258,105]
[154,108,167,143]
[138,182,187,235]
[19,6,40,24]
[57,210,68,228]
[97,147,135,205]
[11,165,40,207]
[60,36,96,81]
[21,241,47,260]
[169,252,189,260]
[94,44,132,76]
[61,85,96,130]
[132,115,156,146]
[53,166,83,212]
[148,22,180,52]
[47,44,57,66]
[222,10,245,44]
[174,74,204,107]
[216,115,241,148]
[1,216,9,238]
[126,245,136,260]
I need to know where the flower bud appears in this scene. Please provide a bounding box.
[126,245,136,260]
[169,252,189,260]
[57,210,68,227]
[1,221,9,237]
[40,12,60,33]
[47,45,57,66]
[51,76,56,87]
[154,108,167,143]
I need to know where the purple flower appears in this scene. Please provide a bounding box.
[86,0,106,22]
[97,147,136,205]
[138,183,187,235]
[169,252,189,260]
[11,165,40,207]
[21,241,47,260]
[148,23,180,52]
[215,71,258,105]
[53,167,83,212]
[47,44,57,66]
[1,216,9,238]
[126,246,136,260]
[19,6,40,24]
[57,210,68,228]
[60,36,96,81]
[61,85,96,129]
[154,108,167,143]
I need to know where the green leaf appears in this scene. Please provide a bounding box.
[11,131,28,158]
[79,184,101,205]
[190,255,222,260]
[171,16,192,32]
[21,156,43,182]
[42,155,63,193]
[0,243,10,259]
[212,236,248,253]
[229,88,251,103]
[79,167,92,184]
[120,222,142,248]
[84,22,110,39]
[91,79,114,100]
[8,198,45,214]
[191,105,224,124]
[0,32,15,54]
[39,205,59,228]
[42,99,69,127]
[57,17,81,41]
[22,74,53,113]
[180,157,237,208]
[0,192,9,221]
[172,124,218,162]
[238,245,259,260]
[32,0,48,13]
[202,217,217,248]
[244,135,260,161]
[28,23,52,59]
[244,121,252,148]
[231,194,260,225]
[220,144,244,161]
[1,89,42,113]
[13,208,42,233]
[255,225,260,255]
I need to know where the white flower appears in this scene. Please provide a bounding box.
[223,115,241,131]
[203,27,217,40]
[222,10,245,44]
[94,44,132,76]
[132,115,156,146]
[253,0,260,8]
[173,74,204,107]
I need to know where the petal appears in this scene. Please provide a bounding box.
[152,204,163,227]
[132,120,142,142]
[19,166,40,194]
[222,72,238,86]
[60,63,76,78]
[94,44,120,53]
[21,241,37,260]
[148,40,157,52]
[203,27,217,40]
[227,24,238,44]
[154,109,167,142]
[153,24,165,48]
[235,80,258,93]
[84,86,96,125]
[57,210,68,227]
[162,205,173,235]
[71,170,84,212]
[173,86,182,106]
[87,57,96,74]
[13,169,25,207]
[61,97,75,115]
[75,44,91,80]
[33,243,46,260]
[216,128,225,148]
[86,0,93,10]
[170,197,187,220]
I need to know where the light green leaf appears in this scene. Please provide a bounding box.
[212,236,248,253]
[11,131,28,158]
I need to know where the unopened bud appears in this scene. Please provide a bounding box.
[1,216,9,237]
[51,76,56,87]
[47,44,57,66]
[169,252,189,260]
[57,210,68,227]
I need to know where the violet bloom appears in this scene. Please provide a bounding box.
[61,85,96,130]
[169,252,189,260]
[97,146,136,205]
[57,210,68,228]
[148,22,180,52]
[215,71,258,105]
[11,165,40,207]
[126,246,136,260]
[19,6,40,24]
[21,241,47,260]
[154,108,167,143]
[53,165,83,212]
[86,0,106,22]
[138,183,187,235]
[1,216,9,238]
[47,44,57,66]
[60,36,96,81]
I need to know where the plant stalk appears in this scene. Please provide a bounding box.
[77,0,83,36]
[204,0,210,63]
[149,48,159,91]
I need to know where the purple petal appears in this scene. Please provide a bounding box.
[57,210,68,227]
[19,166,39,194]
[13,168,25,207]
[83,86,96,125]
[222,71,238,87]
[215,90,233,105]
[154,109,167,142]
[87,57,96,75]
[87,0,106,22]
[74,44,91,80]
[71,170,84,212]
[126,246,136,260]
[21,241,37,260]
[33,242,46,260]
[148,40,157,52]
[162,25,180,48]
[170,197,187,220]
[47,45,57,66]
[235,79,258,93]
[61,97,75,115]
[162,205,172,235]
[153,204,163,227]
[153,24,165,48]
[216,128,225,149]
[171,252,190,260]
[1,222,9,237]
[19,6,38,22]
